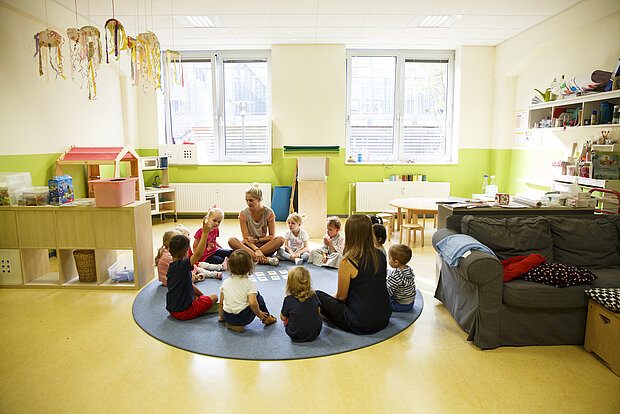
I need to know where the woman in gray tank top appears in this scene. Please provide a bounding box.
[228,184,284,265]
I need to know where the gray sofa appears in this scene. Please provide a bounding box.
[432,214,620,349]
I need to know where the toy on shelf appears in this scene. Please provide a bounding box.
[55,146,144,201]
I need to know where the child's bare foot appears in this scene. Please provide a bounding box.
[218,317,224,323]
[222,257,229,271]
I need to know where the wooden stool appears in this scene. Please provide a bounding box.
[401,223,424,247]
[377,212,395,238]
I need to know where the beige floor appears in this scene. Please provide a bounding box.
[1,217,618,413]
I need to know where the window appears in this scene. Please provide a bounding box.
[346,50,455,164]
[161,51,271,164]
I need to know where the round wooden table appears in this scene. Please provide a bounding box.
[389,198,448,244]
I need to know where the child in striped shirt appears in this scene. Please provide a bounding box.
[387,244,416,312]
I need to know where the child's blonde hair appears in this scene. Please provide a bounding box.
[245,182,263,200]
[326,216,341,230]
[287,212,304,225]
[228,250,254,277]
[155,229,182,266]
[286,266,314,302]
[174,224,191,238]
[206,206,224,219]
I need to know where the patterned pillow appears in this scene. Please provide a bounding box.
[521,262,597,288]
[585,288,620,312]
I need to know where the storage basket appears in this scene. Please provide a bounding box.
[73,249,97,282]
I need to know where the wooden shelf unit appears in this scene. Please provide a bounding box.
[528,89,620,129]
[141,156,177,221]
[0,201,154,290]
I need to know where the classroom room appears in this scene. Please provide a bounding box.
[1,0,619,412]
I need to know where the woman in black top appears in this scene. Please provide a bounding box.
[316,214,392,334]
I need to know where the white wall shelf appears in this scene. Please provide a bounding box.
[528,90,620,129]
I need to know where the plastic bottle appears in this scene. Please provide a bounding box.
[591,110,597,126]
[550,78,559,100]
[482,175,488,194]
[489,175,495,186]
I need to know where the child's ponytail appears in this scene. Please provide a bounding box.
[154,229,182,266]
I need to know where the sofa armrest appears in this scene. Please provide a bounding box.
[454,251,503,285]
[432,228,457,250]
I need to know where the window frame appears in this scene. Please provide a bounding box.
[345,49,456,165]
[160,50,272,165]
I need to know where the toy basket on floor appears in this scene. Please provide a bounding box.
[73,249,97,282]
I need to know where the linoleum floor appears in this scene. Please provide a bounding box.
[1,218,618,413]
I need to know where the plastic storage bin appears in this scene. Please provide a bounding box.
[108,257,134,283]
[89,177,137,207]
[0,172,33,205]
[20,187,50,206]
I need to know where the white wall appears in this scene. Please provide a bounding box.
[271,44,346,148]
[457,46,496,149]
[493,0,620,152]
[0,1,135,155]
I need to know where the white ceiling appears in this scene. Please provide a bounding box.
[45,0,582,49]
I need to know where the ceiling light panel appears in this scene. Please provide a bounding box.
[419,15,463,28]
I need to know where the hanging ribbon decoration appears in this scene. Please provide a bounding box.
[165,50,183,87]
[126,36,140,87]
[67,26,102,100]
[136,31,161,90]
[34,29,65,80]
[104,18,127,63]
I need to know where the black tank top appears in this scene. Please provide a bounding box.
[343,249,392,334]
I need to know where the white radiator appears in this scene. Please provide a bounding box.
[170,183,271,213]
[354,181,450,212]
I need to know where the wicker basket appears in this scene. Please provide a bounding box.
[73,249,97,282]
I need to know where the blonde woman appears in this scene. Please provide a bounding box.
[315,214,392,334]
[280,266,322,342]
[228,183,284,266]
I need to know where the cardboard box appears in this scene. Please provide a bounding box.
[592,153,619,180]
[48,175,74,205]
[584,299,620,376]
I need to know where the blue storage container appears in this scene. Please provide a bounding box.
[271,186,292,221]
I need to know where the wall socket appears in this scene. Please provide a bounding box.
[0,249,23,285]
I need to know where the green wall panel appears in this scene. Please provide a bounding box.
[2,148,516,214]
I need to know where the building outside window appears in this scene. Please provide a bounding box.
[160,51,271,164]
[346,50,455,164]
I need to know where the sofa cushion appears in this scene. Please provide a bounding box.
[548,216,620,269]
[502,266,619,310]
[521,262,597,288]
[461,216,554,261]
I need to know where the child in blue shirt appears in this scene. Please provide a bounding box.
[280,266,322,342]
[387,244,416,312]
[166,218,219,320]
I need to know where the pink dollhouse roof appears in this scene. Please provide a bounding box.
[61,147,137,161]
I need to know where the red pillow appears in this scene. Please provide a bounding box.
[501,254,546,282]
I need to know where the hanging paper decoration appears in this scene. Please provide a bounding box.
[164,50,184,87]
[34,29,65,80]
[104,18,127,63]
[136,31,162,90]
[67,26,103,100]
[126,36,139,86]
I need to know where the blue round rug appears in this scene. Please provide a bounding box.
[132,262,423,360]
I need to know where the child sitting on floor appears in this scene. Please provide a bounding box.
[309,216,345,268]
[387,244,416,312]
[174,224,221,281]
[155,229,182,286]
[193,207,232,267]
[280,266,322,342]
[373,223,387,256]
[165,218,219,320]
[218,250,277,333]
[277,212,310,265]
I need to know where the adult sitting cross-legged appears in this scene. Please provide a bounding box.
[228,183,284,266]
